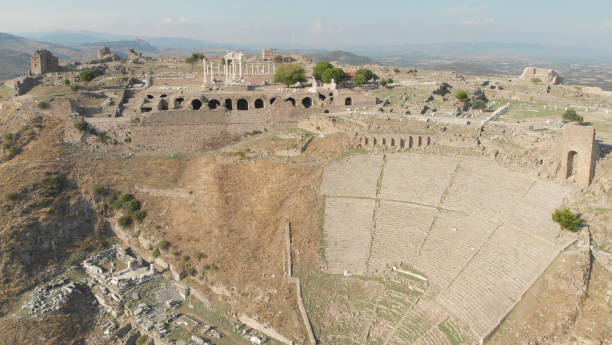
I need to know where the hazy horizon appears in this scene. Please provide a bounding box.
[2,0,612,50]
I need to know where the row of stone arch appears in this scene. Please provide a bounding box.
[142,94,354,113]
[359,135,433,149]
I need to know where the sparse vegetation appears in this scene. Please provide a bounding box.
[158,240,170,250]
[455,90,470,103]
[185,53,205,64]
[79,70,95,82]
[4,192,19,201]
[125,199,141,212]
[63,79,70,86]
[274,64,306,86]
[562,108,584,122]
[552,208,582,232]
[352,68,373,86]
[531,77,542,84]
[136,334,149,345]
[36,101,50,109]
[70,84,79,92]
[133,210,146,222]
[273,55,283,63]
[39,175,65,197]
[74,120,88,132]
[472,100,487,109]
[152,248,161,258]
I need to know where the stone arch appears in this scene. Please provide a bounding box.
[237,98,249,110]
[409,136,414,148]
[427,137,432,146]
[345,97,352,106]
[254,99,264,109]
[270,97,277,105]
[174,97,184,109]
[191,99,203,110]
[382,138,387,146]
[224,99,233,110]
[141,107,152,113]
[391,138,396,147]
[302,97,312,108]
[207,99,220,110]
[285,97,296,106]
[160,94,167,98]
[319,93,326,101]
[566,150,578,178]
[373,137,378,146]
[364,137,369,146]
[158,99,169,111]
[146,94,154,99]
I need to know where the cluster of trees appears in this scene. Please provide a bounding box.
[380,78,394,87]
[552,208,581,232]
[274,64,306,86]
[186,53,205,64]
[313,61,345,83]
[352,68,373,86]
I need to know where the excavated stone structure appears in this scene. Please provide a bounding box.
[30,49,59,75]
[519,67,563,85]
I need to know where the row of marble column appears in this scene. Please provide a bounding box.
[203,58,276,83]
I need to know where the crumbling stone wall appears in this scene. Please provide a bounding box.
[519,67,563,85]
[9,76,41,95]
[560,125,599,185]
[30,49,59,75]
[358,133,434,150]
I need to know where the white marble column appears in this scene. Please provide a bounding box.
[203,58,207,83]
[239,56,243,79]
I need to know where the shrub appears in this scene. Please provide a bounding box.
[4,192,19,201]
[96,131,110,144]
[118,215,133,228]
[70,84,79,92]
[380,79,388,87]
[32,198,53,208]
[531,78,541,84]
[273,55,283,63]
[152,248,161,258]
[352,69,373,86]
[321,67,345,84]
[195,251,206,260]
[158,240,170,250]
[124,137,132,143]
[92,184,106,196]
[74,120,88,132]
[133,210,146,222]
[36,101,50,109]
[455,90,470,103]
[472,100,487,109]
[552,208,581,232]
[63,79,71,86]
[7,145,20,157]
[387,78,394,84]
[136,335,149,345]
[274,64,306,86]
[185,53,204,64]
[313,61,333,80]
[79,70,95,82]
[119,193,135,204]
[562,108,584,122]
[40,175,64,197]
[182,255,191,262]
[125,199,141,212]
[185,266,197,276]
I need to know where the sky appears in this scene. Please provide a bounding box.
[2,0,612,49]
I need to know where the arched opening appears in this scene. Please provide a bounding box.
[174,97,184,109]
[409,136,414,148]
[141,107,152,113]
[285,98,296,106]
[319,93,326,101]
[302,97,312,108]
[224,99,233,110]
[382,138,387,146]
[427,137,431,145]
[207,99,220,110]
[418,136,422,146]
[566,151,578,178]
[146,95,154,99]
[158,99,168,111]
[373,137,377,146]
[160,94,167,98]
[345,97,352,106]
[191,99,202,110]
[364,137,369,145]
[329,96,334,103]
[237,99,249,110]
[391,138,396,147]
[400,138,405,148]
[324,109,330,113]
[254,99,264,109]
[270,98,277,105]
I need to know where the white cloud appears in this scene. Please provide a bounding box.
[312,19,324,33]
[461,18,495,25]
[445,6,488,14]
[601,21,612,32]
[161,17,190,25]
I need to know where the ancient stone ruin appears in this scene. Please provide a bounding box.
[519,67,563,85]
[30,49,59,75]
[560,125,599,185]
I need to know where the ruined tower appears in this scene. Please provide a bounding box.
[30,49,60,75]
[561,125,599,185]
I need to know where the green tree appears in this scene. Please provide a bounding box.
[552,208,581,232]
[79,70,95,82]
[118,215,133,228]
[380,79,388,87]
[313,61,333,80]
[185,53,205,64]
[562,108,584,122]
[321,67,345,83]
[273,55,283,63]
[352,69,373,86]
[274,64,306,86]
[455,90,470,103]
[472,100,487,109]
